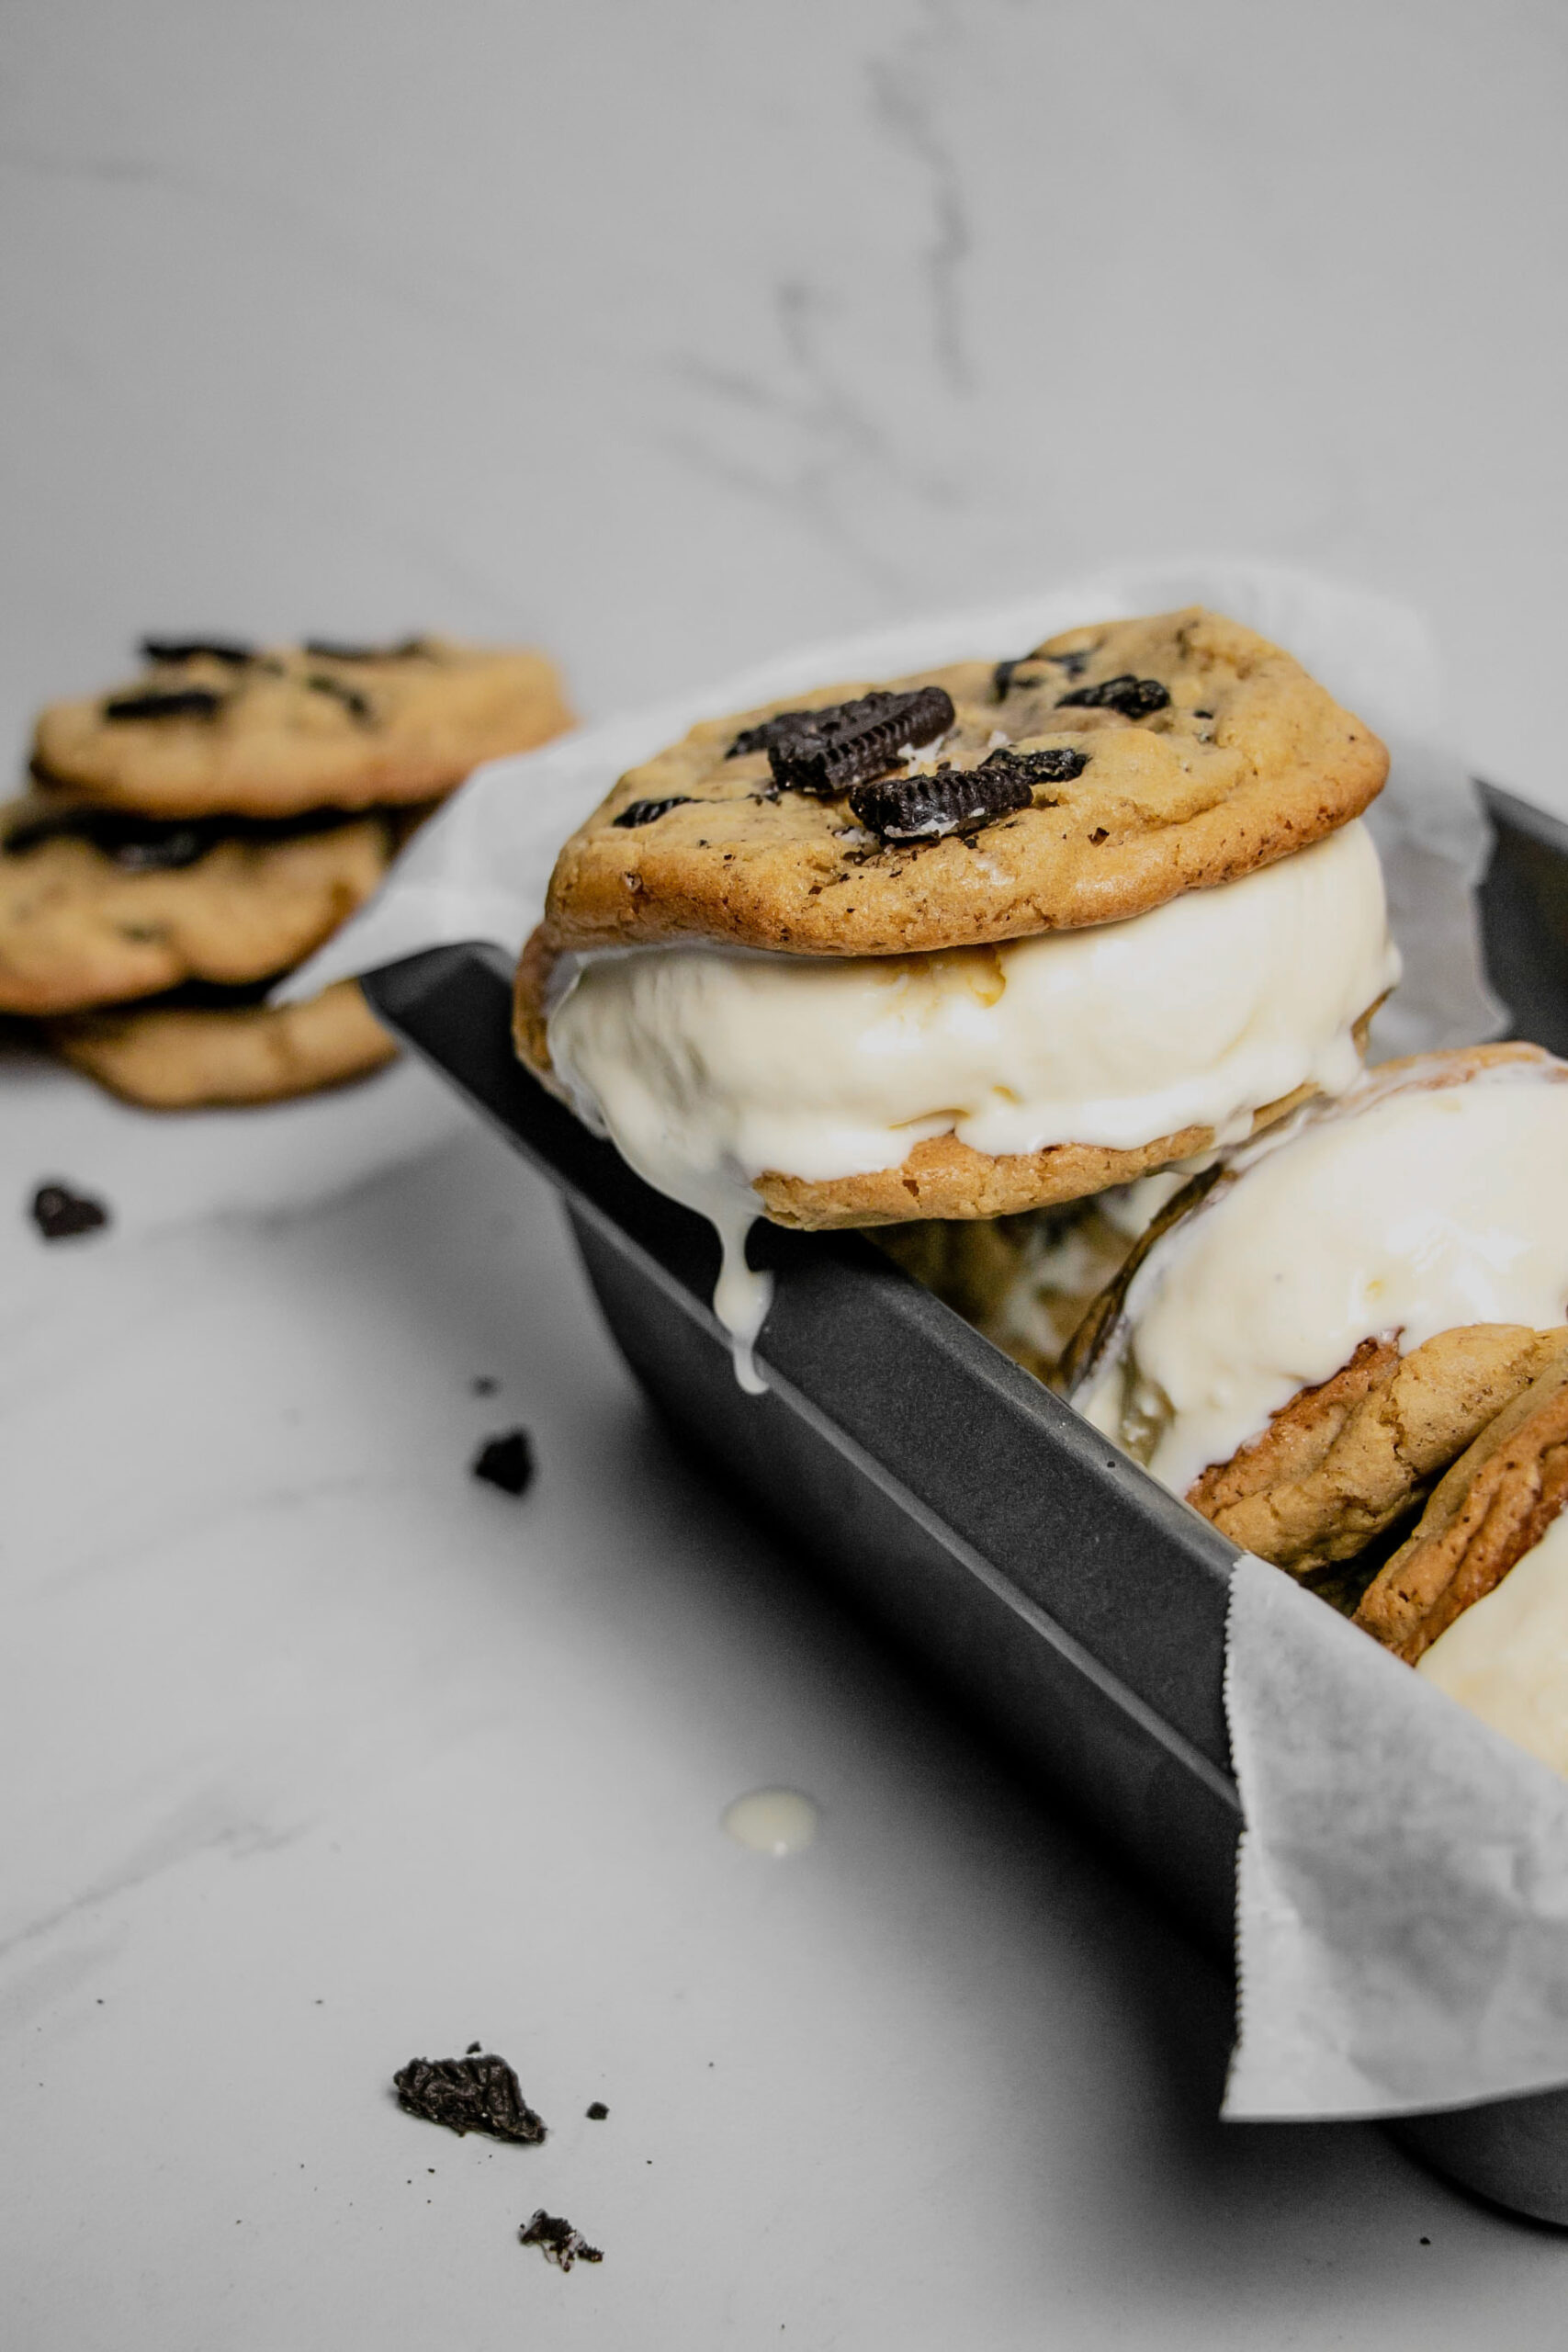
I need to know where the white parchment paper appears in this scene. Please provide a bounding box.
[287,561,1562,2122]
[1224,1555,1568,2119]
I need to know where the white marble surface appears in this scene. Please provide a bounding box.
[6,1,1568,2339]
[8,1076,1568,2348]
[3,0,1567,807]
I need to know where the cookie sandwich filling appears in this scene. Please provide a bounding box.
[1080,1053,1568,1500]
[546,820,1396,1387]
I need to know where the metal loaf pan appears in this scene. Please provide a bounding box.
[364,782,1568,2225]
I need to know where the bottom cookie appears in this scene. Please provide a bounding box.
[49,978,396,1108]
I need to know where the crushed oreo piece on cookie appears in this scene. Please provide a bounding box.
[762,687,955,797]
[612,796,696,830]
[851,755,1033,843]
[102,686,226,722]
[585,2101,609,2120]
[520,2211,604,2271]
[30,1182,110,1242]
[471,1429,536,1497]
[725,710,815,760]
[140,637,255,666]
[394,2052,547,2143]
[982,745,1089,787]
[305,673,374,721]
[1055,673,1170,718]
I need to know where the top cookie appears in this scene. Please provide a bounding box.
[32,635,572,820]
[543,608,1387,956]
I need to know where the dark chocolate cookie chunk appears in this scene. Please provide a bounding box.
[139,638,255,666]
[29,1181,110,1241]
[6,806,213,872]
[979,745,1089,788]
[471,1429,536,1496]
[762,687,954,797]
[3,800,377,871]
[102,687,225,723]
[612,797,696,830]
[849,763,1031,843]
[1055,673,1170,718]
[849,745,1090,842]
[519,2210,603,2270]
[393,2052,547,2143]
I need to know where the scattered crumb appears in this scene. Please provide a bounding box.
[29,1182,109,1241]
[392,2052,547,2144]
[585,2101,609,2120]
[471,1429,535,1497]
[520,2210,603,2271]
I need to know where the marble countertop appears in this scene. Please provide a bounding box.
[6,0,1568,2338]
[7,1058,1568,2347]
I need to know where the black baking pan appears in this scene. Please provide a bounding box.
[363,780,1568,2224]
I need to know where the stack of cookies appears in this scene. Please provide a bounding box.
[2,635,570,1108]
[514,606,1395,1382]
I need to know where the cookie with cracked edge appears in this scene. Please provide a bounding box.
[511,929,1379,1227]
[1355,1338,1568,1660]
[0,797,401,1016]
[32,636,572,820]
[47,977,397,1108]
[1065,1044,1568,1574]
[540,608,1388,957]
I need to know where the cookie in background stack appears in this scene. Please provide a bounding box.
[4,634,571,1106]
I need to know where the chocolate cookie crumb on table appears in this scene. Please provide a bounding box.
[519,2210,604,2271]
[392,2052,547,2143]
[29,1180,109,1241]
[471,1430,535,1497]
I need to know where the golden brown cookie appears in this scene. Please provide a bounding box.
[48,978,397,1108]
[0,798,395,1016]
[541,608,1386,957]
[748,1072,1331,1230]
[1188,1324,1568,1576]
[33,636,572,820]
[1355,1338,1568,1659]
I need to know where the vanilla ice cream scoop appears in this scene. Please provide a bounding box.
[545,821,1396,1385]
